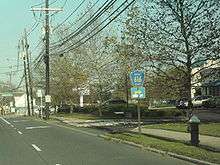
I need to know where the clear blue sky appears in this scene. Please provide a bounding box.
[0,0,125,86]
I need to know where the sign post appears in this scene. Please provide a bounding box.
[37,90,43,119]
[130,70,145,134]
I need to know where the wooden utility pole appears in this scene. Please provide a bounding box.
[24,29,34,116]
[45,0,50,119]
[21,39,31,116]
[31,1,62,119]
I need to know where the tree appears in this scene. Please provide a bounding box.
[148,67,187,101]
[124,0,220,108]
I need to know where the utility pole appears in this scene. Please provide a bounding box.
[31,1,62,119]
[45,0,50,119]
[24,29,34,116]
[21,39,31,116]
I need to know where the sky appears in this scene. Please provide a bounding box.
[0,0,91,85]
[0,0,126,87]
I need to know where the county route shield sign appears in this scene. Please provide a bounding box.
[130,70,145,86]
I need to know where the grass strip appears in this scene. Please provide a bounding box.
[108,133,220,164]
[144,123,220,137]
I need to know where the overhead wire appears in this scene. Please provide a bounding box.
[52,0,135,55]
[53,0,87,31]
[51,0,115,47]
[67,0,101,28]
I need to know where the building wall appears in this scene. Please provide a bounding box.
[191,60,220,97]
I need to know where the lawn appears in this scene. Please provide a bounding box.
[108,133,220,164]
[144,123,220,137]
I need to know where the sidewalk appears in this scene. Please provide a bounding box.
[132,128,220,152]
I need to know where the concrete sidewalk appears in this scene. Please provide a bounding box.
[133,128,220,152]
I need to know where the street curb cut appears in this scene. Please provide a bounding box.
[99,135,219,165]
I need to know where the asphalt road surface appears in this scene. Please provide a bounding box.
[0,116,195,165]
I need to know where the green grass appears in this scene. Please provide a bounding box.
[108,133,220,164]
[144,123,220,137]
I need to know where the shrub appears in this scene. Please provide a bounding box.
[144,109,184,118]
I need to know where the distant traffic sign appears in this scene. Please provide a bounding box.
[45,95,51,103]
[37,90,43,98]
[130,70,145,86]
[131,87,145,99]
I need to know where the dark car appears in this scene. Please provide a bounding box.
[57,104,71,113]
[102,99,137,116]
[176,98,188,109]
[103,99,127,105]
[202,96,220,108]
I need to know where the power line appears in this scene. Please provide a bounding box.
[51,0,116,47]
[27,21,40,37]
[67,0,101,28]
[53,0,86,31]
[51,0,101,37]
[53,0,135,55]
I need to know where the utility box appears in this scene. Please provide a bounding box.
[189,115,200,146]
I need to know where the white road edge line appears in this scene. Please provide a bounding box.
[18,131,23,135]
[32,144,42,152]
[0,117,11,125]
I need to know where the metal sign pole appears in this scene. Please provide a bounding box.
[130,70,145,135]
[40,96,43,119]
[137,99,141,134]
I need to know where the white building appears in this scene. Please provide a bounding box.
[192,60,220,98]
[14,93,36,115]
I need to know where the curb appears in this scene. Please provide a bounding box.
[100,135,219,165]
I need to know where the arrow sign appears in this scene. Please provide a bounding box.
[131,87,145,99]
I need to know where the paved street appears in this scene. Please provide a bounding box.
[0,116,194,165]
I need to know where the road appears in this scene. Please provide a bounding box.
[0,116,194,165]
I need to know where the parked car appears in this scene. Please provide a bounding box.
[192,95,213,107]
[202,96,220,108]
[176,98,188,109]
[102,98,137,116]
[102,99,127,105]
[57,104,71,113]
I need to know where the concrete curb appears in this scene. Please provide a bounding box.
[99,135,219,165]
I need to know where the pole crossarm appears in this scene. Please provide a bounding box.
[31,8,63,12]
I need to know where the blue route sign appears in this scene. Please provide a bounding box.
[131,87,145,99]
[130,70,145,86]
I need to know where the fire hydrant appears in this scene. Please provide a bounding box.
[189,115,200,146]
